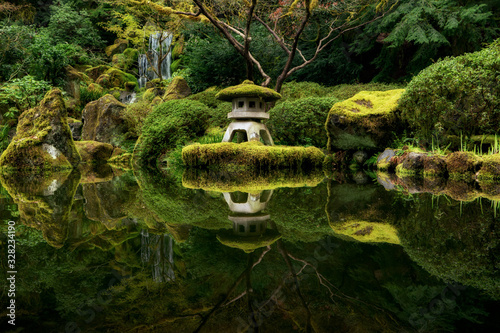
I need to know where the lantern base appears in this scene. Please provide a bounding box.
[222,121,274,146]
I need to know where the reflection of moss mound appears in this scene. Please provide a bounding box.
[216,80,281,102]
[326,89,404,151]
[330,221,400,244]
[398,195,500,299]
[182,142,325,171]
[216,229,281,253]
[182,168,324,192]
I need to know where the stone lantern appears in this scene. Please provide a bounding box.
[216,80,281,145]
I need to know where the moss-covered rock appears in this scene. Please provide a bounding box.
[446,151,482,180]
[330,221,400,245]
[477,154,500,180]
[395,152,426,176]
[96,68,138,91]
[423,154,447,176]
[85,65,111,81]
[216,80,281,102]
[182,141,325,171]
[326,89,405,151]
[75,141,114,164]
[0,89,81,171]
[376,148,398,171]
[162,76,191,100]
[78,163,114,183]
[65,65,92,99]
[112,48,139,72]
[82,94,130,147]
[105,38,129,57]
[216,229,281,253]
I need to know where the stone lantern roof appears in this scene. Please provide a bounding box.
[216,80,282,102]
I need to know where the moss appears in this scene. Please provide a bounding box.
[187,87,223,108]
[85,65,111,81]
[330,221,400,245]
[143,88,157,102]
[112,48,139,72]
[326,89,405,151]
[477,154,500,180]
[75,141,114,164]
[108,153,132,169]
[216,80,282,102]
[0,88,80,170]
[423,155,447,176]
[216,230,281,253]
[96,68,138,90]
[182,141,325,171]
[446,151,482,180]
[182,168,324,193]
[105,38,129,57]
[162,76,191,100]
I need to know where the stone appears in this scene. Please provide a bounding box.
[0,89,81,170]
[105,38,129,57]
[75,141,114,163]
[446,151,482,180]
[376,148,398,171]
[96,68,138,91]
[67,117,82,141]
[82,94,129,146]
[65,65,92,99]
[85,65,111,81]
[423,154,447,176]
[396,152,426,176]
[111,48,139,72]
[162,76,191,100]
[326,89,405,151]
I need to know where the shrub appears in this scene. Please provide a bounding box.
[278,81,332,103]
[0,75,52,119]
[267,97,339,148]
[134,99,210,165]
[328,82,406,100]
[123,99,154,137]
[399,40,500,145]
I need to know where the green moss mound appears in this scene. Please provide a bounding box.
[75,141,114,164]
[182,141,325,171]
[216,80,281,102]
[134,99,210,165]
[399,40,500,144]
[216,230,281,253]
[267,96,339,148]
[330,221,400,245]
[326,89,405,151]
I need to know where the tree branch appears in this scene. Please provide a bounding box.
[254,14,291,56]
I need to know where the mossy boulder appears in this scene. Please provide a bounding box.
[0,89,81,171]
[182,141,325,171]
[326,89,405,151]
[376,148,398,171]
[82,94,129,147]
[477,154,500,180]
[395,152,426,176]
[162,76,191,101]
[216,80,281,102]
[216,229,281,253]
[67,117,83,141]
[75,141,114,164]
[112,48,139,72]
[423,155,447,177]
[96,68,138,91]
[85,65,111,81]
[65,65,92,99]
[143,87,165,102]
[446,151,482,180]
[330,221,400,245]
[105,38,129,57]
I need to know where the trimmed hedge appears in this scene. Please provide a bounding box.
[134,99,210,165]
[399,39,500,145]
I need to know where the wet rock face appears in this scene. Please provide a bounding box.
[0,89,81,170]
[75,141,114,164]
[82,94,129,146]
[163,76,191,101]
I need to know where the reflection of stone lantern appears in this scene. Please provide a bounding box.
[216,80,281,145]
[217,190,281,253]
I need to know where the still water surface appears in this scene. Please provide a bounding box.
[0,167,499,332]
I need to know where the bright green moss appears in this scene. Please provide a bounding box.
[477,154,500,180]
[216,80,281,102]
[329,89,405,118]
[330,221,400,245]
[216,231,281,253]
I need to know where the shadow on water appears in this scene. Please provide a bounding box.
[0,167,499,332]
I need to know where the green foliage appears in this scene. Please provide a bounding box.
[329,82,406,100]
[276,81,332,102]
[0,23,33,80]
[0,125,11,154]
[46,0,104,49]
[135,99,210,165]
[267,96,339,148]
[352,0,499,81]
[399,40,500,145]
[0,75,52,117]
[123,99,154,137]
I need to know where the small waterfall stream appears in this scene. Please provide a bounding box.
[141,229,175,282]
[138,32,173,88]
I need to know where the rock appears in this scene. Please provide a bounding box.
[0,89,81,170]
[352,151,368,164]
[82,94,129,146]
[78,163,114,183]
[75,141,114,163]
[163,76,191,100]
[105,38,129,57]
[446,151,482,180]
[143,87,165,102]
[376,148,398,171]
[67,117,82,141]
[396,152,426,176]
[423,155,447,176]
[85,65,111,81]
[326,89,405,151]
[476,154,500,181]
[65,65,92,99]
[96,68,138,91]
[111,48,139,72]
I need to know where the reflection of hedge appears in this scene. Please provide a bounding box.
[398,195,500,299]
[134,99,210,165]
[399,40,500,144]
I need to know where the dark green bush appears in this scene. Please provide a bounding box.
[329,82,406,100]
[135,99,210,165]
[399,39,500,145]
[278,81,332,103]
[267,96,339,148]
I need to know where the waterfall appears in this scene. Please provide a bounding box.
[138,32,173,88]
[140,229,176,282]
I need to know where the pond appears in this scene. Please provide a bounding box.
[0,167,499,332]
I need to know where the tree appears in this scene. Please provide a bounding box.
[125,0,394,92]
